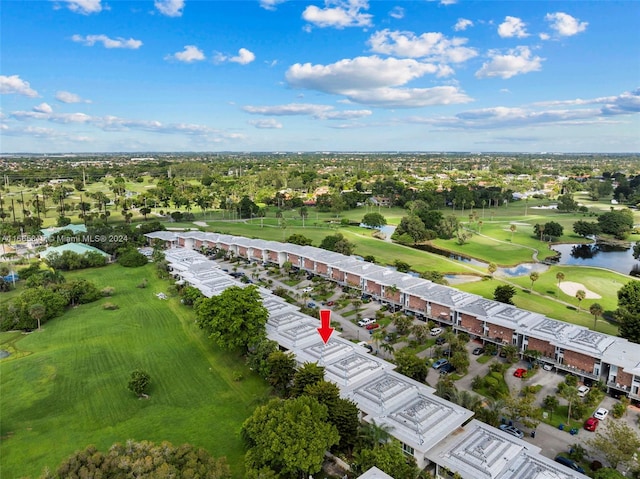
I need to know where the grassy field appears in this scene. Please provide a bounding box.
[0,264,269,479]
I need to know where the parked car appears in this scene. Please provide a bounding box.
[307,302,317,308]
[326,301,335,306]
[435,337,446,345]
[554,456,585,473]
[499,349,507,358]
[301,286,313,293]
[366,323,380,331]
[430,327,443,336]
[499,424,524,439]
[432,359,449,370]
[358,318,375,327]
[542,363,553,371]
[439,363,456,375]
[577,385,590,397]
[584,417,599,432]
[593,407,609,420]
[357,341,373,353]
[513,368,527,378]
[472,347,485,355]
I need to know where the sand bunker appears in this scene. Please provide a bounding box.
[558,281,601,299]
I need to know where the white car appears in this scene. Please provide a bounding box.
[358,318,376,327]
[542,363,553,371]
[430,327,443,336]
[577,385,590,397]
[593,407,609,420]
[301,286,313,293]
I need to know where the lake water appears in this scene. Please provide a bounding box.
[549,242,638,276]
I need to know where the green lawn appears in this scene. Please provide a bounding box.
[0,264,269,479]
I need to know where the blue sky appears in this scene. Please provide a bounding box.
[1,0,639,153]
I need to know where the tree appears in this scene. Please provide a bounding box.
[47,440,231,479]
[266,351,296,395]
[556,271,565,287]
[127,369,151,397]
[573,220,600,238]
[529,272,539,290]
[509,224,516,242]
[195,285,268,352]
[494,285,516,305]
[558,384,579,424]
[319,233,354,255]
[618,311,640,344]
[586,420,640,470]
[304,380,360,453]
[590,303,604,330]
[290,362,325,397]
[362,212,387,228]
[633,241,640,260]
[543,395,559,420]
[117,248,148,267]
[488,263,497,277]
[393,350,428,382]
[241,396,339,477]
[598,209,634,239]
[247,338,279,379]
[394,215,427,243]
[393,314,413,335]
[285,233,312,246]
[28,303,46,331]
[535,221,563,241]
[575,289,586,311]
[353,440,419,479]
[616,280,640,315]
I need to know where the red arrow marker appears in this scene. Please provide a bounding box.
[317,309,334,344]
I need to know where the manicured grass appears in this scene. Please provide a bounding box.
[0,264,269,479]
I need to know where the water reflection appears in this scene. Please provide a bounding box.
[550,242,636,275]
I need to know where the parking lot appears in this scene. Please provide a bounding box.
[213,258,640,465]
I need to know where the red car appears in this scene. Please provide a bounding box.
[326,301,335,306]
[513,368,527,378]
[584,417,599,432]
[366,323,380,331]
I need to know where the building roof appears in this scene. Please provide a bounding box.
[41,242,110,259]
[144,230,178,241]
[357,467,395,479]
[41,223,87,239]
[425,420,587,479]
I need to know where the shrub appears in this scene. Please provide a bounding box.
[137,278,148,289]
[611,402,626,418]
[101,287,115,297]
[118,249,148,268]
[102,302,119,310]
[128,369,151,397]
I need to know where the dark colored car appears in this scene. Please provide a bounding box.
[439,363,456,375]
[554,456,585,473]
[472,347,485,355]
[435,337,446,345]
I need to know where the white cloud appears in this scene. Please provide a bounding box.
[287,56,440,92]
[302,0,373,29]
[545,12,588,37]
[61,0,103,15]
[230,48,256,65]
[8,108,244,141]
[534,88,640,115]
[33,103,53,113]
[259,0,287,11]
[154,0,185,17]
[56,91,90,103]
[454,18,473,32]
[344,86,472,108]
[243,103,372,120]
[389,6,404,19]
[286,56,471,108]
[249,119,283,129]
[72,34,143,49]
[368,29,477,63]
[498,16,529,38]
[0,75,38,97]
[539,33,550,41]
[440,0,457,5]
[475,46,543,79]
[166,45,205,62]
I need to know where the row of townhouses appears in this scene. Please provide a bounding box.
[149,230,640,403]
[158,243,588,479]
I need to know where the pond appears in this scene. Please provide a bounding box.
[549,242,638,276]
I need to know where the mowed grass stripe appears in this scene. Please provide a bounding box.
[0,264,268,479]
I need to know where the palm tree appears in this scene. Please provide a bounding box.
[575,290,586,311]
[543,395,559,421]
[589,303,603,330]
[358,419,394,449]
[556,271,565,286]
[29,303,46,331]
[529,272,539,290]
[509,224,516,242]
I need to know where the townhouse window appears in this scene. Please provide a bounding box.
[402,443,414,456]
